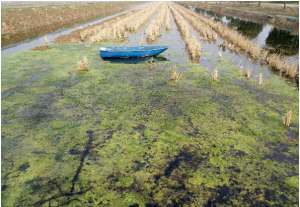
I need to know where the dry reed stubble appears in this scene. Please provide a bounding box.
[174,3,298,78]
[170,67,182,82]
[212,69,219,81]
[78,56,89,71]
[258,73,263,85]
[283,110,292,127]
[171,7,201,62]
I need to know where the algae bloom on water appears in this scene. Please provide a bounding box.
[1,44,298,206]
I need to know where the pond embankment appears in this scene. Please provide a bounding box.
[1,2,137,47]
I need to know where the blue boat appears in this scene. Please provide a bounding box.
[99,45,168,59]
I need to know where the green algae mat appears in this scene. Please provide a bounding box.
[2,44,299,207]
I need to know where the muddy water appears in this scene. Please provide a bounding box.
[193,7,299,64]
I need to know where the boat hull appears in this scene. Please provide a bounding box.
[99,46,168,59]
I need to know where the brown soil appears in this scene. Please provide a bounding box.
[32,45,49,51]
[1,2,137,47]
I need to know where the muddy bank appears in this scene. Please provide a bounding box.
[1,2,137,47]
[181,2,298,34]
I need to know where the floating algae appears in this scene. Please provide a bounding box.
[2,43,298,206]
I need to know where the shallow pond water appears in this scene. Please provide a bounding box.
[193,7,299,64]
[108,6,297,86]
[122,7,274,80]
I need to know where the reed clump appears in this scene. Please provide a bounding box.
[124,4,159,32]
[283,110,292,127]
[265,54,298,78]
[174,4,217,42]
[258,73,263,85]
[171,7,201,62]
[78,56,89,71]
[170,67,182,82]
[211,69,219,81]
[174,4,298,79]
[79,3,160,43]
[145,4,171,42]
[165,7,172,31]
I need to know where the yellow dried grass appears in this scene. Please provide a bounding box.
[173,3,298,78]
[258,73,263,85]
[283,110,292,127]
[78,56,89,71]
[171,7,201,62]
[174,4,217,42]
[79,3,160,43]
[170,67,182,82]
[212,69,219,81]
[145,4,171,42]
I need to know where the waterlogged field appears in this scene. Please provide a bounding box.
[2,2,299,207]
[2,43,298,207]
[1,2,135,46]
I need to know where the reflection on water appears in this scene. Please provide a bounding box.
[200,38,273,79]
[193,6,299,59]
[101,56,168,64]
[266,28,299,56]
[123,6,293,82]
[252,24,273,48]
[227,17,263,39]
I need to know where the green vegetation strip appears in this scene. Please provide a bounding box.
[2,44,298,206]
